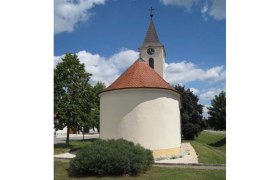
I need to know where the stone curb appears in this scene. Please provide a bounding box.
[54,157,74,160]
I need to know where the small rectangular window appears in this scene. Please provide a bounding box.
[149,58,154,69]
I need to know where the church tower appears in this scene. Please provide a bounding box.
[140,8,166,79]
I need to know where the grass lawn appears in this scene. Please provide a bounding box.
[54,160,226,180]
[54,138,97,155]
[184,131,226,164]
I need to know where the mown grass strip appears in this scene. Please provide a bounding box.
[54,160,226,180]
[184,131,226,164]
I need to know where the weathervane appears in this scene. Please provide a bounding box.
[149,7,155,20]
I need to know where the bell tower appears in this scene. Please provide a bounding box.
[140,7,166,79]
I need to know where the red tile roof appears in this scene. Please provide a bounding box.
[102,59,177,93]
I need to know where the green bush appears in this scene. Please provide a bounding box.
[182,123,201,140]
[69,139,154,176]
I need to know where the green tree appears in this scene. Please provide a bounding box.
[78,84,96,141]
[54,53,93,145]
[207,91,226,130]
[75,81,105,141]
[79,81,105,140]
[174,85,203,140]
[91,82,105,132]
[201,117,209,130]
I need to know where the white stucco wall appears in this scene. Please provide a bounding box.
[99,88,181,150]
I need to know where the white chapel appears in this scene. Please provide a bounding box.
[99,12,181,158]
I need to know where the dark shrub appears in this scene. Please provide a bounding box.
[182,123,201,140]
[194,123,202,134]
[69,139,154,176]
[200,118,209,130]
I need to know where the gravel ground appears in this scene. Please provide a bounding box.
[154,143,198,164]
[54,142,199,164]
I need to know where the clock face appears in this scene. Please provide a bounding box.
[147,48,155,55]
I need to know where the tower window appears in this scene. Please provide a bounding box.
[149,58,154,69]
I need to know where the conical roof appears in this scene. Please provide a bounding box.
[141,20,163,48]
[102,59,177,93]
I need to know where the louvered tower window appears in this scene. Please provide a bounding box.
[149,58,154,69]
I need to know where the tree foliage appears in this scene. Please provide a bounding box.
[182,123,200,140]
[54,53,94,144]
[207,91,226,130]
[174,85,204,140]
[80,81,105,135]
[91,82,105,132]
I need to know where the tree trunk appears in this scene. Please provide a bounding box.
[82,128,85,141]
[66,125,70,145]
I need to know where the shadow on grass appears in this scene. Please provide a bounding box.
[69,148,80,154]
[73,138,99,142]
[67,168,140,179]
[55,138,99,154]
[54,143,74,149]
[208,137,226,147]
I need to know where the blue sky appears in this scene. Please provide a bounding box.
[54,0,226,117]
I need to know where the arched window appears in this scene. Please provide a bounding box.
[149,58,154,69]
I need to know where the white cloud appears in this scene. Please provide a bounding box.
[160,0,225,20]
[203,105,210,118]
[54,50,225,92]
[109,49,139,70]
[201,1,209,20]
[202,66,226,82]
[190,87,200,94]
[209,0,226,20]
[54,55,64,67]
[54,0,107,34]
[201,2,208,13]
[165,60,225,85]
[54,49,138,86]
[200,88,222,100]
[160,0,199,11]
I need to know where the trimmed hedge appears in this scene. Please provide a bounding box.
[69,139,154,176]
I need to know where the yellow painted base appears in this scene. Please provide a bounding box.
[152,147,181,158]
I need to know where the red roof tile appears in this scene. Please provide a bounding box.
[102,59,177,93]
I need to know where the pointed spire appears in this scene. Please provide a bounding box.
[141,8,163,48]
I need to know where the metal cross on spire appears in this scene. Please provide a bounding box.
[149,7,155,20]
